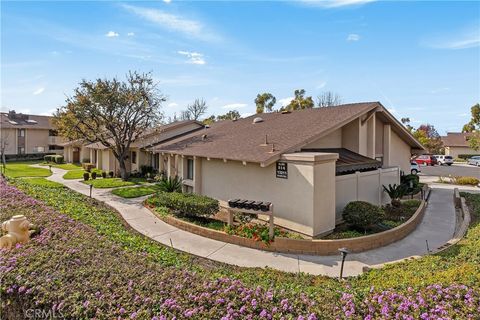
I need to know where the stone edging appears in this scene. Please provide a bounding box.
[146,198,427,256]
[364,188,471,271]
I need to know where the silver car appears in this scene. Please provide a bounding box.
[434,155,454,166]
[467,156,480,166]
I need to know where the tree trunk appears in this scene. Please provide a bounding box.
[118,157,129,181]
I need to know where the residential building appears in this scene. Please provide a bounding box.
[65,120,204,173]
[441,132,480,158]
[152,102,424,237]
[0,110,64,158]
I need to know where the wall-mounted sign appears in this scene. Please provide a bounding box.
[276,162,288,179]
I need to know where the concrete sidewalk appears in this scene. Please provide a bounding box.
[44,167,458,277]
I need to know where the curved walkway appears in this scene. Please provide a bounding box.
[44,167,457,277]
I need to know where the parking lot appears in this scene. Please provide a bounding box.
[419,163,480,178]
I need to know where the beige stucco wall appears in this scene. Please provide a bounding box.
[25,129,49,153]
[303,128,342,149]
[375,117,384,157]
[341,118,360,153]
[389,130,411,172]
[0,128,17,155]
[444,146,480,158]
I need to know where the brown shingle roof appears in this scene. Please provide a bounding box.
[154,102,419,166]
[441,132,473,147]
[0,111,54,130]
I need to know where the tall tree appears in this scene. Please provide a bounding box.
[202,115,216,125]
[317,91,342,108]
[462,103,480,151]
[285,89,315,111]
[401,117,414,132]
[186,98,208,120]
[54,71,165,180]
[413,124,443,154]
[180,110,192,121]
[217,110,240,121]
[254,93,276,114]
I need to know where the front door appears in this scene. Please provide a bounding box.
[73,149,80,163]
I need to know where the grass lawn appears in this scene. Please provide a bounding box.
[40,162,82,170]
[112,184,161,198]
[3,161,51,178]
[82,178,137,188]
[3,178,479,319]
[62,168,103,179]
[19,177,65,188]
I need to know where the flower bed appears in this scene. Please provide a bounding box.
[2,177,479,319]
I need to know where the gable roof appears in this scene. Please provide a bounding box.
[153,102,424,166]
[0,111,54,130]
[441,132,473,147]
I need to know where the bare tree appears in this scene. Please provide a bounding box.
[317,91,342,108]
[180,110,192,121]
[0,130,10,168]
[54,71,165,180]
[186,98,208,120]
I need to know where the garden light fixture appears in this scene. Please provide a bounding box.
[338,247,350,279]
[89,184,93,198]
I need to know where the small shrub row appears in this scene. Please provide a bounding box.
[146,192,219,218]
[457,154,480,160]
[43,154,64,164]
[342,201,385,232]
[82,170,113,181]
[452,176,480,186]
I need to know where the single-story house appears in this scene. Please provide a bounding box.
[441,132,480,158]
[62,139,90,163]
[80,120,204,174]
[152,102,424,237]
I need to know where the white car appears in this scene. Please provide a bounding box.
[435,155,453,166]
[467,156,480,166]
[410,161,421,174]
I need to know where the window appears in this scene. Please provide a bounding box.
[48,130,58,136]
[18,129,25,137]
[33,146,45,153]
[18,147,25,155]
[132,151,137,164]
[186,159,194,180]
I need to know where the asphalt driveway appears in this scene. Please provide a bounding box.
[419,163,480,178]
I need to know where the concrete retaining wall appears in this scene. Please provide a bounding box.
[148,199,427,256]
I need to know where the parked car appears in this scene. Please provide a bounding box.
[413,155,438,166]
[434,155,453,166]
[410,161,421,174]
[467,156,480,166]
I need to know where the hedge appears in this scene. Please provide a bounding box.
[342,201,384,231]
[145,192,219,218]
[43,154,64,164]
[457,154,480,160]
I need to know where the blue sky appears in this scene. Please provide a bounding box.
[1,0,479,134]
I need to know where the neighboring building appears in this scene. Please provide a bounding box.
[66,120,204,172]
[441,132,480,158]
[152,102,424,237]
[0,110,64,157]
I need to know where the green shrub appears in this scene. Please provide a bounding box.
[101,171,107,178]
[83,172,90,181]
[158,175,182,193]
[146,192,219,218]
[342,201,384,231]
[457,154,480,160]
[383,184,407,206]
[453,176,480,185]
[53,155,64,164]
[108,171,114,178]
[91,171,97,179]
[82,162,95,172]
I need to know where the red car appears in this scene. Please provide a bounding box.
[413,155,438,166]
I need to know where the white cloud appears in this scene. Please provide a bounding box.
[316,81,327,89]
[167,102,178,108]
[458,113,469,117]
[300,0,376,8]
[177,50,206,65]
[40,109,56,116]
[430,87,450,94]
[127,32,135,37]
[347,33,360,41]
[122,4,219,42]
[222,103,247,109]
[33,87,45,95]
[163,0,172,3]
[278,97,294,107]
[387,108,397,114]
[105,31,119,37]
[423,24,480,50]
[241,112,254,118]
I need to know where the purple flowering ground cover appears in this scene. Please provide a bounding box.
[1,177,479,319]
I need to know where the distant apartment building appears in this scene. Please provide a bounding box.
[0,110,65,158]
[441,132,480,158]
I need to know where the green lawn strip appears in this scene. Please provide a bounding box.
[112,184,161,198]
[82,178,137,188]
[62,168,102,179]
[3,161,51,178]
[19,177,65,188]
[40,162,82,170]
